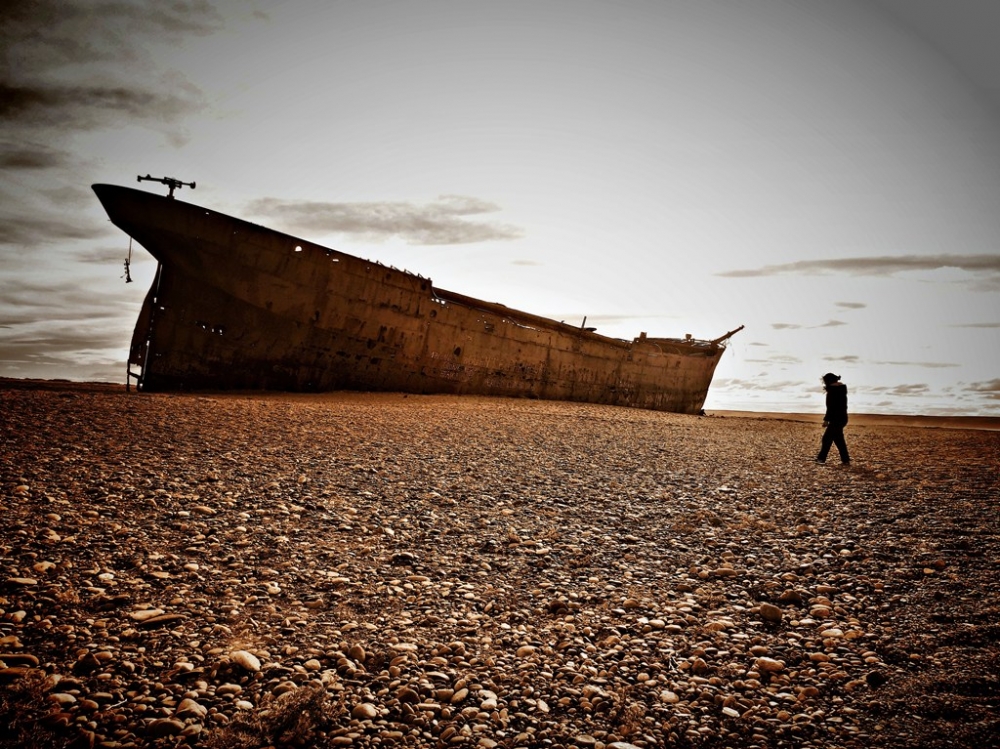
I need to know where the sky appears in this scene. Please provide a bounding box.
[2,0,999,416]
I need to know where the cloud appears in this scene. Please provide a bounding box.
[0,0,219,159]
[950,321,1000,328]
[749,318,841,333]
[763,354,802,364]
[0,142,71,169]
[0,215,107,251]
[824,355,860,363]
[584,314,674,326]
[0,181,110,250]
[875,360,960,369]
[73,245,158,267]
[717,254,1000,289]
[0,276,135,322]
[835,301,866,310]
[888,383,931,396]
[246,196,525,245]
[0,0,219,275]
[965,378,1000,400]
[712,377,809,393]
[1,0,223,70]
[0,273,136,379]
[0,315,131,374]
[0,322,128,358]
[0,80,205,131]
[0,203,109,250]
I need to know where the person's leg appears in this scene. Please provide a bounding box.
[833,426,850,463]
[817,426,834,462]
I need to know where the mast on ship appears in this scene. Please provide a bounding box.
[711,325,744,345]
[137,174,195,199]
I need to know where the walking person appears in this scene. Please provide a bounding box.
[816,372,850,464]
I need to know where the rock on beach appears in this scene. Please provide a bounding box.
[1,381,998,749]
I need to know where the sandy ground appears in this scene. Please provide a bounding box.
[1,381,998,748]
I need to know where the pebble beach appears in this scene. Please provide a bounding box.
[1,381,998,748]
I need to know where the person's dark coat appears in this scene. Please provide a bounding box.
[823,382,848,426]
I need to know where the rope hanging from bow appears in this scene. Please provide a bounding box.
[122,236,133,283]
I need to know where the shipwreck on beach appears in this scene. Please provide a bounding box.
[93,179,742,414]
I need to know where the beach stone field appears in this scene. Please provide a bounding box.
[1,382,998,749]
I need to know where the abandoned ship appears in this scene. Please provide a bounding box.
[93,180,742,414]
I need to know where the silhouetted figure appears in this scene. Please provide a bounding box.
[816,372,850,464]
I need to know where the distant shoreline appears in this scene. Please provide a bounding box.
[3,377,998,431]
[703,409,1000,432]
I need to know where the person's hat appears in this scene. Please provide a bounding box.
[822,373,841,385]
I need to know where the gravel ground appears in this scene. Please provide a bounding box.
[1,382,998,749]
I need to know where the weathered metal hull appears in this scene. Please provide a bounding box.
[94,184,736,414]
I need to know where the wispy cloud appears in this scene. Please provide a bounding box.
[0,180,109,250]
[2,0,223,67]
[0,0,220,158]
[771,320,846,330]
[718,254,1000,289]
[889,383,931,396]
[72,245,157,267]
[0,272,137,378]
[0,276,135,322]
[874,360,960,369]
[712,377,809,393]
[835,301,866,309]
[0,322,128,358]
[0,80,205,134]
[0,142,71,169]
[247,196,525,246]
[966,378,1000,400]
[0,207,109,250]
[760,354,802,364]
[0,0,222,255]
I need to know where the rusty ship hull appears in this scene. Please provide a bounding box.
[93,184,740,414]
